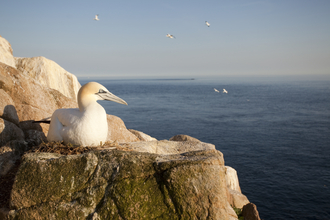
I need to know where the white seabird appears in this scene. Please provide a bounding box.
[94,14,100,21]
[47,82,127,146]
[223,88,228,93]
[166,34,175,39]
[205,21,210,27]
[214,88,219,93]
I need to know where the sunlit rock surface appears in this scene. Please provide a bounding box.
[9,149,232,220]
[15,56,81,100]
[0,36,15,68]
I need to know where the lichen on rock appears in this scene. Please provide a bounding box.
[7,148,232,220]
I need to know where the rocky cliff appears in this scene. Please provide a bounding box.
[0,35,260,220]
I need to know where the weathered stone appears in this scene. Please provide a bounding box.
[154,150,229,219]
[225,166,249,209]
[169,134,201,142]
[10,152,98,209]
[226,202,239,220]
[0,89,19,125]
[0,118,25,146]
[0,140,29,177]
[0,63,65,115]
[24,130,47,146]
[242,203,261,220]
[15,56,81,100]
[0,36,15,68]
[129,129,157,141]
[227,189,250,209]
[8,148,233,220]
[0,62,78,143]
[107,115,139,143]
[120,140,215,155]
[226,166,242,193]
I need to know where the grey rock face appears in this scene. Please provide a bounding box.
[8,148,231,220]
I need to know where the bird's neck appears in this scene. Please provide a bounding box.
[78,95,97,112]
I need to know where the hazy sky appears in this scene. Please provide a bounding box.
[1,0,330,79]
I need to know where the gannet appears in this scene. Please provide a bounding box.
[166,34,176,39]
[205,21,210,27]
[94,14,100,21]
[223,88,228,93]
[214,88,220,93]
[47,82,127,146]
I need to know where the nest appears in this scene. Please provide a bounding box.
[27,140,132,155]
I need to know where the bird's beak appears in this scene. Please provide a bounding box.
[97,92,128,105]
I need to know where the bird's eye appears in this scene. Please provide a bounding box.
[99,89,106,93]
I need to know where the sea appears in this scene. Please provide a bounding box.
[80,77,330,220]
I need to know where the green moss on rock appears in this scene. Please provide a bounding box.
[8,149,230,220]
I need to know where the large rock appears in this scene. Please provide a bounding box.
[226,166,242,193]
[121,139,215,155]
[227,189,250,209]
[225,166,250,209]
[0,36,15,68]
[0,62,77,138]
[7,148,233,220]
[106,115,140,143]
[169,134,201,142]
[129,129,157,142]
[15,56,81,100]
[0,119,25,146]
[242,203,261,220]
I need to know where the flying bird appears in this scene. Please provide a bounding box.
[223,89,228,94]
[46,82,127,146]
[94,14,100,21]
[166,34,176,39]
[205,21,210,27]
[214,88,220,93]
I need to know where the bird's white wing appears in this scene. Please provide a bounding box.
[53,108,81,127]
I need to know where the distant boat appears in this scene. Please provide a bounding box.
[94,14,99,21]
[223,89,228,93]
[214,88,220,93]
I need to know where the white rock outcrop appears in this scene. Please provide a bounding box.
[226,166,250,209]
[226,166,242,192]
[0,35,16,68]
[15,56,81,100]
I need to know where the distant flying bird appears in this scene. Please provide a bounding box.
[223,89,228,93]
[214,88,220,93]
[166,34,176,39]
[205,21,210,27]
[94,14,100,21]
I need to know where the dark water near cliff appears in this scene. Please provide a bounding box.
[81,77,330,219]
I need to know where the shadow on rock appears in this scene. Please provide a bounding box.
[0,105,47,211]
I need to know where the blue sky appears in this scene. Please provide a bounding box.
[1,0,330,79]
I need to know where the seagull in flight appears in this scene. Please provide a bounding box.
[166,34,176,39]
[223,89,228,94]
[94,14,100,21]
[214,88,220,93]
[205,21,210,27]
